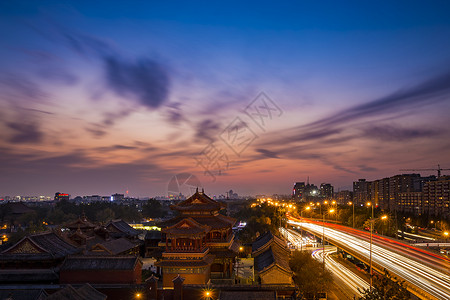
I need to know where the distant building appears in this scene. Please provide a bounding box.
[320,183,334,200]
[422,176,450,219]
[388,174,420,211]
[111,193,124,202]
[336,190,353,205]
[54,192,70,202]
[372,178,390,210]
[292,182,305,200]
[399,192,423,216]
[353,179,370,205]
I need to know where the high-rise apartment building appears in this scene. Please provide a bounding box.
[423,176,450,219]
[320,183,334,200]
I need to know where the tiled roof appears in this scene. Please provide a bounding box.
[253,231,292,276]
[161,214,235,230]
[1,231,80,259]
[170,190,225,212]
[65,217,96,229]
[254,245,291,275]
[0,289,47,300]
[61,256,140,271]
[251,231,288,254]
[162,218,210,236]
[145,230,162,240]
[106,219,139,237]
[90,237,138,255]
[30,232,80,257]
[46,284,106,300]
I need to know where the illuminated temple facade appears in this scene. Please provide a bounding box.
[156,188,238,287]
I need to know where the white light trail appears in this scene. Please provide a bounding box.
[289,220,450,300]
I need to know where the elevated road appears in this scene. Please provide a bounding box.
[288,217,450,300]
[281,227,369,298]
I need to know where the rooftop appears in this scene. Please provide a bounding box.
[170,189,225,213]
[60,256,140,271]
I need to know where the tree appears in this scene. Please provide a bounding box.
[289,250,333,296]
[358,269,410,300]
[142,199,164,219]
[96,208,116,223]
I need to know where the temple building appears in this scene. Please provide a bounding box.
[252,231,293,286]
[0,231,81,284]
[156,188,238,287]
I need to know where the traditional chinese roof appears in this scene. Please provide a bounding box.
[252,231,289,256]
[172,274,185,284]
[46,284,107,300]
[160,214,236,231]
[60,256,141,271]
[106,219,139,237]
[1,231,80,259]
[162,218,211,237]
[145,230,162,240]
[170,189,225,213]
[254,246,292,276]
[209,240,239,258]
[65,216,96,230]
[0,289,47,300]
[89,237,139,255]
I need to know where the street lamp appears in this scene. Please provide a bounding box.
[332,200,337,222]
[204,290,214,300]
[300,206,311,250]
[322,208,335,271]
[348,201,355,228]
[367,202,374,291]
[381,215,388,236]
[444,231,449,241]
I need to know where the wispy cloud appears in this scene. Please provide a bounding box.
[61,31,171,109]
[303,71,450,131]
[361,125,441,141]
[7,122,44,144]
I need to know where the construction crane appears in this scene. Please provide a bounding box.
[399,164,450,178]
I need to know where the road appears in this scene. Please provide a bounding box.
[312,246,370,299]
[288,218,450,300]
[281,227,369,299]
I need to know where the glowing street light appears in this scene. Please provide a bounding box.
[322,208,335,271]
[299,206,311,250]
[367,202,374,291]
[204,290,213,300]
[348,201,355,228]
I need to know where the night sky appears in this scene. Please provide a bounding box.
[1,1,450,197]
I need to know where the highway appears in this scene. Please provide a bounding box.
[312,247,369,298]
[288,218,450,300]
[281,227,369,299]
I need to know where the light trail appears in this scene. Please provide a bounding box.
[281,227,369,298]
[289,220,450,300]
[312,247,369,297]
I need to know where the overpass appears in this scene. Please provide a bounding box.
[288,217,450,300]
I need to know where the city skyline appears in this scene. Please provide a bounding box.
[1,1,450,197]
